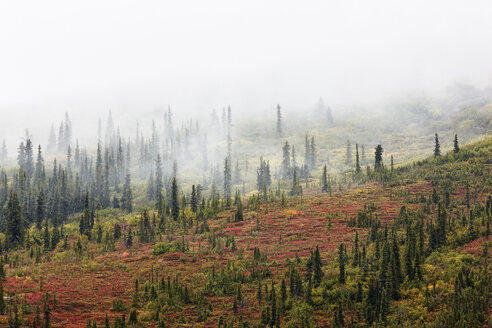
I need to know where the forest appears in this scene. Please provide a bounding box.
[0,97,489,327]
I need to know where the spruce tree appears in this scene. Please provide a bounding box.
[191,185,198,213]
[338,243,346,284]
[25,139,34,178]
[36,190,45,230]
[122,173,133,212]
[355,143,361,173]
[147,169,155,201]
[0,281,5,315]
[310,136,316,168]
[312,245,324,287]
[276,104,282,136]
[282,141,291,179]
[321,164,328,192]
[434,133,440,157]
[374,145,383,170]
[171,177,180,221]
[454,134,459,154]
[155,154,163,201]
[234,194,243,222]
[6,191,24,249]
[223,157,232,206]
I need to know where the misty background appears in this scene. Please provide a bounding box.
[1,0,492,150]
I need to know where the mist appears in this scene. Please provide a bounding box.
[1,0,492,149]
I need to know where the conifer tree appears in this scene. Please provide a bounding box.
[304,135,310,171]
[147,169,155,201]
[6,191,24,249]
[80,192,91,237]
[310,136,316,168]
[312,245,324,287]
[290,169,301,196]
[355,143,361,173]
[36,190,45,230]
[434,133,440,157]
[276,104,282,136]
[454,133,459,154]
[223,157,232,206]
[282,141,291,179]
[122,173,133,212]
[155,154,163,201]
[0,281,5,315]
[338,243,346,284]
[171,177,180,220]
[191,185,198,213]
[234,194,243,222]
[321,164,328,192]
[374,145,383,170]
[25,139,34,178]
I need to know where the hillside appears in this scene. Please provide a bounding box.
[0,136,490,327]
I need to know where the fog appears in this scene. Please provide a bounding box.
[1,0,492,149]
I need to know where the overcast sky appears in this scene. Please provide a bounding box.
[1,0,492,145]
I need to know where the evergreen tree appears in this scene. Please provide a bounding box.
[155,154,163,201]
[355,143,361,173]
[234,194,243,222]
[276,104,282,136]
[80,192,91,237]
[321,164,328,192]
[304,135,310,171]
[147,169,155,201]
[310,136,316,168]
[126,228,133,248]
[282,141,291,179]
[6,191,24,248]
[312,245,324,287]
[25,139,34,178]
[0,281,5,315]
[43,293,51,328]
[171,177,179,220]
[434,133,440,157]
[191,185,198,213]
[454,133,460,154]
[374,145,383,170]
[122,173,133,212]
[34,145,45,185]
[338,243,346,284]
[36,190,45,230]
[223,157,232,206]
[290,169,301,196]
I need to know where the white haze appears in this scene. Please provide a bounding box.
[1,0,492,149]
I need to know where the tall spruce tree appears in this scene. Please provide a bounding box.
[223,157,232,206]
[282,141,291,179]
[171,177,180,220]
[434,133,440,157]
[6,191,24,248]
[454,134,460,154]
[355,143,361,173]
[338,243,346,284]
[276,104,282,136]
